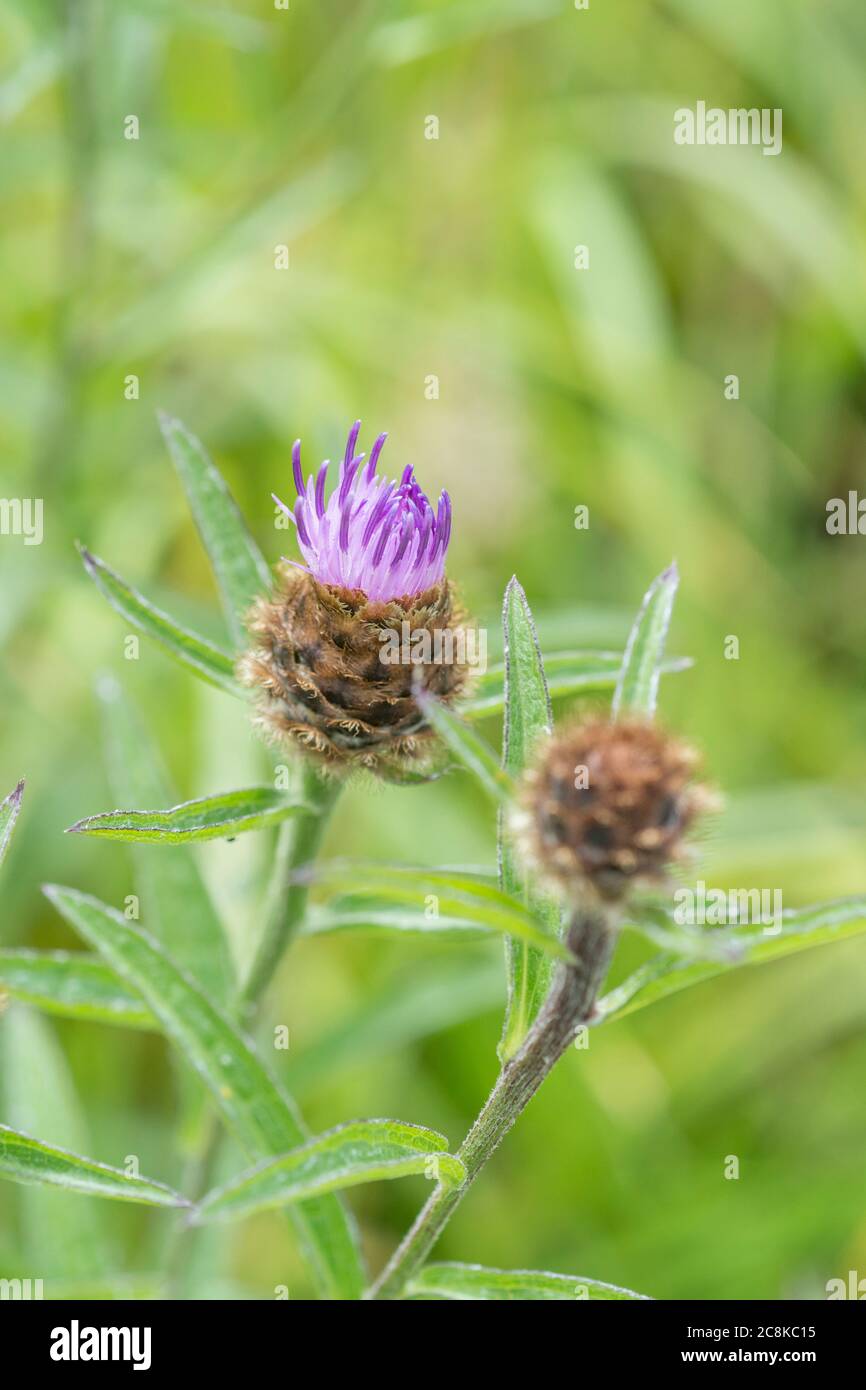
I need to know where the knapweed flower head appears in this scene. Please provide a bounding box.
[275,420,452,603]
[240,422,474,778]
[516,717,714,903]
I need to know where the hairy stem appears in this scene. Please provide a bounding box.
[368,905,617,1300]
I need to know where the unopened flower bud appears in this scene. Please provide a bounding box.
[516,717,715,903]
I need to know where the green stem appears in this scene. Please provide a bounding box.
[240,764,341,1010]
[368,906,617,1300]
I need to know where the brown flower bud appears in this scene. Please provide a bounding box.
[516,717,715,903]
[239,564,474,778]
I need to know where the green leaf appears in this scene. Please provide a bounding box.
[0,1124,188,1208]
[308,862,573,962]
[612,562,679,719]
[415,690,516,805]
[0,779,24,869]
[79,546,241,697]
[304,905,488,939]
[498,578,561,1062]
[158,411,271,650]
[406,1262,652,1301]
[0,950,154,1030]
[195,1121,465,1225]
[43,884,365,1301]
[464,650,691,718]
[67,786,312,845]
[598,896,866,1024]
[97,677,235,1005]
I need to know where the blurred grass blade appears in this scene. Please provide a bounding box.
[0,950,154,1030]
[406,1262,652,1300]
[79,546,241,697]
[43,885,366,1300]
[68,786,313,845]
[598,896,866,1024]
[415,689,516,805]
[158,411,271,650]
[0,779,24,869]
[498,578,560,1062]
[39,1273,164,1295]
[285,958,503,1098]
[612,563,679,719]
[1,1007,113,1277]
[195,1121,465,1225]
[463,651,692,718]
[97,678,235,1005]
[0,1124,188,1208]
[39,1273,165,1301]
[308,862,572,962]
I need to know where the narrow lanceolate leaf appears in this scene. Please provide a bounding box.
[406,1263,652,1301]
[195,1121,465,1226]
[304,906,487,939]
[0,780,24,869]
[307,862,573,962]
[0,1125,187,1208]
[612,562,679,719]
[498,579,561,1063]
[414,690,516,805]
[67,787,312,845]
[597,896,866,1025]
[78,546,241,697]
[464,651,691,718]
[43,885,365,1301]
[0,950,154,1030]
[158,412,271,650]
[97,678,235,1005]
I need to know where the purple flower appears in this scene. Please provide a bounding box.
[274,421,452,603]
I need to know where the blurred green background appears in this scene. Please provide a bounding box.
[3,0,866,1299]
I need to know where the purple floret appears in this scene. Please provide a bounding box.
[274,421,452,602]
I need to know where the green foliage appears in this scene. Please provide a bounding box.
[158,411,271,650]
[414,690,516,805]
[0,950,154,1030]
[612,563,679,719]
[6,402,866,1303]
[0,782,24,870]
[94,677,236,1004]
[498,578,560,1061]
[0,1125,187,1209]
[6,0,866,1296]
[462,651,691,718]
[194,1121,465,1225]
[78,547,241,697]
[68,786,313,844]
[42,884,365,1301]
[306,861,571,961]
[406,1263,651,1301]
[600,898,866,1023]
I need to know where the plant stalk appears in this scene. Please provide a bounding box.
[368,905,617,1300]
